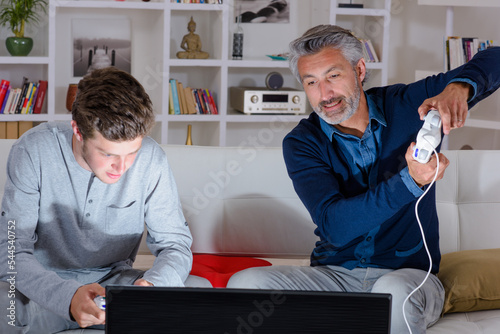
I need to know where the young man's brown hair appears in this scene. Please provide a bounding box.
[72,67,155,141]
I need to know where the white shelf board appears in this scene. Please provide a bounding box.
[169,59,223,67]
[0,114,51,122]
[54,0,164,10]
[224,114,308,123]
[169,3,224,11]
[418,0,500,7]
[165,114,221,122]
[227,59,290,68]
[465,118,500,131]
[335,8,390,17]
[0,56,49,65]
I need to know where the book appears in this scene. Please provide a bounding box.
[15,77,29,114]
[18,121,33,137]
[366,39,379,62]
[0,122,6,139]
[25,83,37,114]
[169,79,181,115]
[446,36,463,71]
[192,89,205,114]
[177,81,187,114]
[27,82,39,114]
[7,88,22,114]
[203,89,215,114]
[33,80,47,114]
[0,85,11,114]
[21,82,34,114]
[199,89,211,114]
[168,81,175,115]
[205,89,218,115]
[6,122,18,139]
[0,79,10,108]
[184,87,197,114]
[190,89,201,114]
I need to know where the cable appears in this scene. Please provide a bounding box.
[403,142,440,334]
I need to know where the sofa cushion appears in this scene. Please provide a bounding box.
[438,248,500,314]
[191,254,272,287]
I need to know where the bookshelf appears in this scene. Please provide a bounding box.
[417,0,500,149]
[0,0,392,145]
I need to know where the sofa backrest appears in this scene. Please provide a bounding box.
[160,145,318,258]
[435,150,500,255]
[0,139,498,258]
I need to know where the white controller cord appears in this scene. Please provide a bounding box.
[403,142,440,334]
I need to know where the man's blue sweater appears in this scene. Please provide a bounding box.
[283,47,500,273]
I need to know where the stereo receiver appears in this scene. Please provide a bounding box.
[229,87,307,114]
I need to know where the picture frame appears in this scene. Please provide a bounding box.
[234,0,290,24]
[71,17,132,77]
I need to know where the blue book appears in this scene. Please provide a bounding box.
[169,79,181,115]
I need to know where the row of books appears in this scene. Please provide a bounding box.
[0,78,48,114]
[170,0,223,3]
[0,121,34,139]
[445,36,497,71]
[359,38,380,63]
[169,78,218,115]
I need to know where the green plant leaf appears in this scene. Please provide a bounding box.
[0,0,47,37]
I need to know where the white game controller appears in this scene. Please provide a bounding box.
[413,110,442,164]
[94,296,106,311]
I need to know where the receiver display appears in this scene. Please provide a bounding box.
[263,94,288,103]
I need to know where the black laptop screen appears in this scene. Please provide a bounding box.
[105,285,391,334]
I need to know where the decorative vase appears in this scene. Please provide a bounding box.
[66,84,78,112]
[185,124,193,145]
[6,37,34,56]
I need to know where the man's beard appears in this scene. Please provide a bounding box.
[314,78,362,125]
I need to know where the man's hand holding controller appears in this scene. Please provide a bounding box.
[406,110,450,188]
[413,110,442,164]
[70,283,106,328]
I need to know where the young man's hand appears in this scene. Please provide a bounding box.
[417,82,472,135]
[406,143,450,188]
[70,283,106,328]
[134,278,154,286]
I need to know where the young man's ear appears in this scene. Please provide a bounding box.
[71,121,84,142]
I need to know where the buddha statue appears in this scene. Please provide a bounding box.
[176,17,209,59]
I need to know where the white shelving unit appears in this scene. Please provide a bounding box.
[417,0,500,149]
[0,0,393,146]
[330,0,391,87]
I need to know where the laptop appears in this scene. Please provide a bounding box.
[105,285,391,334]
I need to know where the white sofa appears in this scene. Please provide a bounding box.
[1,140,499,333]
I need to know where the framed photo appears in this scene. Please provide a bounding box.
[234,0,290,24]
[72,17,132,77]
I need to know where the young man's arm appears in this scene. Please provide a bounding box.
[140,144,193,287]
[0,143,83,320]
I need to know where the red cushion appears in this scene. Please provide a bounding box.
[191,254,272,288]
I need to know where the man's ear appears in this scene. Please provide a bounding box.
[71,121,84,142]
[356,58,366,84]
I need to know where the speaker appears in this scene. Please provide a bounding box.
[265,72,284,90]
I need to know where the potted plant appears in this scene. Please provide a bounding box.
[0,0,47,56]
